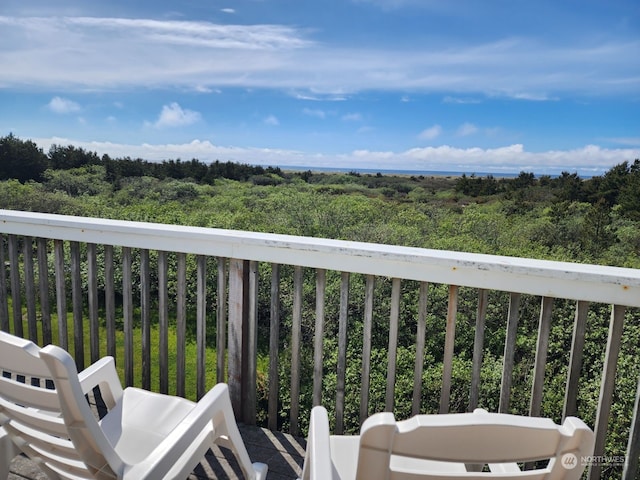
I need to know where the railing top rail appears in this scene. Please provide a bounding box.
[2,209,639,307]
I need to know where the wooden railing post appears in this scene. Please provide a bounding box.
[245,260,259,425]
[0,235,9,332]
[589,305,626,480]
[228,258,257,423]
[228,258,244,417]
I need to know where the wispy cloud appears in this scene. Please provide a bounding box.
[456,122,478,136]
[264,115,279,126]
[351,0,441,10]
[47,96,81,114]
[443,96,481,104]
[221,8,236,14]
[303,108,326,119]
[419,125,442,140]
[342,113,362,121]
[152,102,201,128]
[0,15,637,97]
[61,17,311,50]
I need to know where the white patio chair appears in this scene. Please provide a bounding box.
[300,406,594,480]
[0,331,268,480]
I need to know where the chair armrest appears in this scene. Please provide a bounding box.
[125,384,265,480]
[300,406,335,480]
[77,356,123,409]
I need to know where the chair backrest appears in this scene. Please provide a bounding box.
[0,331,119,480]
[355,408,594,480]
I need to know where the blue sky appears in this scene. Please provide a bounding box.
[1,0,638,175]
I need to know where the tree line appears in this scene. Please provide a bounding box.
[3,133,638,211]
[455,163,640,220]
[0,133,285,185]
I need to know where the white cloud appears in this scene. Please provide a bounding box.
[456,122,478,136]
[30,136,640,175]
[153,102,201,128]
[342,113,362,121]
[47,96,81,114]
[221,8,236,14]
[264,115,279,126]
[1,15,637,97]
[351,0,433,10]
[303,108,326,119]
[419,125,442,140]
[442,96,481,104]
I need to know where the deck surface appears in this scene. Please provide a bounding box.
[8,424,306,480]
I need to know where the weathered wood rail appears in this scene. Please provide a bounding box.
[1,209,640,479]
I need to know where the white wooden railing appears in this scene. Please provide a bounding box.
[1,209,639,479]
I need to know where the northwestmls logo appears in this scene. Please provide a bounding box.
[561,453,627,469]
[561,453,578,469]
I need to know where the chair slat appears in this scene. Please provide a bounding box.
[0,378,60,411]
[3,420,74,453]
[0,400,68,439]
[392,422,562,463]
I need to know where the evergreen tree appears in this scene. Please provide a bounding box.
[0,134,48,182]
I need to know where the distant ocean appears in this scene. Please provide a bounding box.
[278,165,522,178]
[276,165,598,178]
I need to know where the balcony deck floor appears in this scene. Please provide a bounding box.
[7,424,306,480]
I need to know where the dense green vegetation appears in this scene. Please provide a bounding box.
[1,134,639,477]
[1,133,639,266]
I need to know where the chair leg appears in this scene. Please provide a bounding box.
[0,428,21,480]
[213,387,268,480]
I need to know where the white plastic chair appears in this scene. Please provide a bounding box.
[0,331,268,480]
[301,406,594,480]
